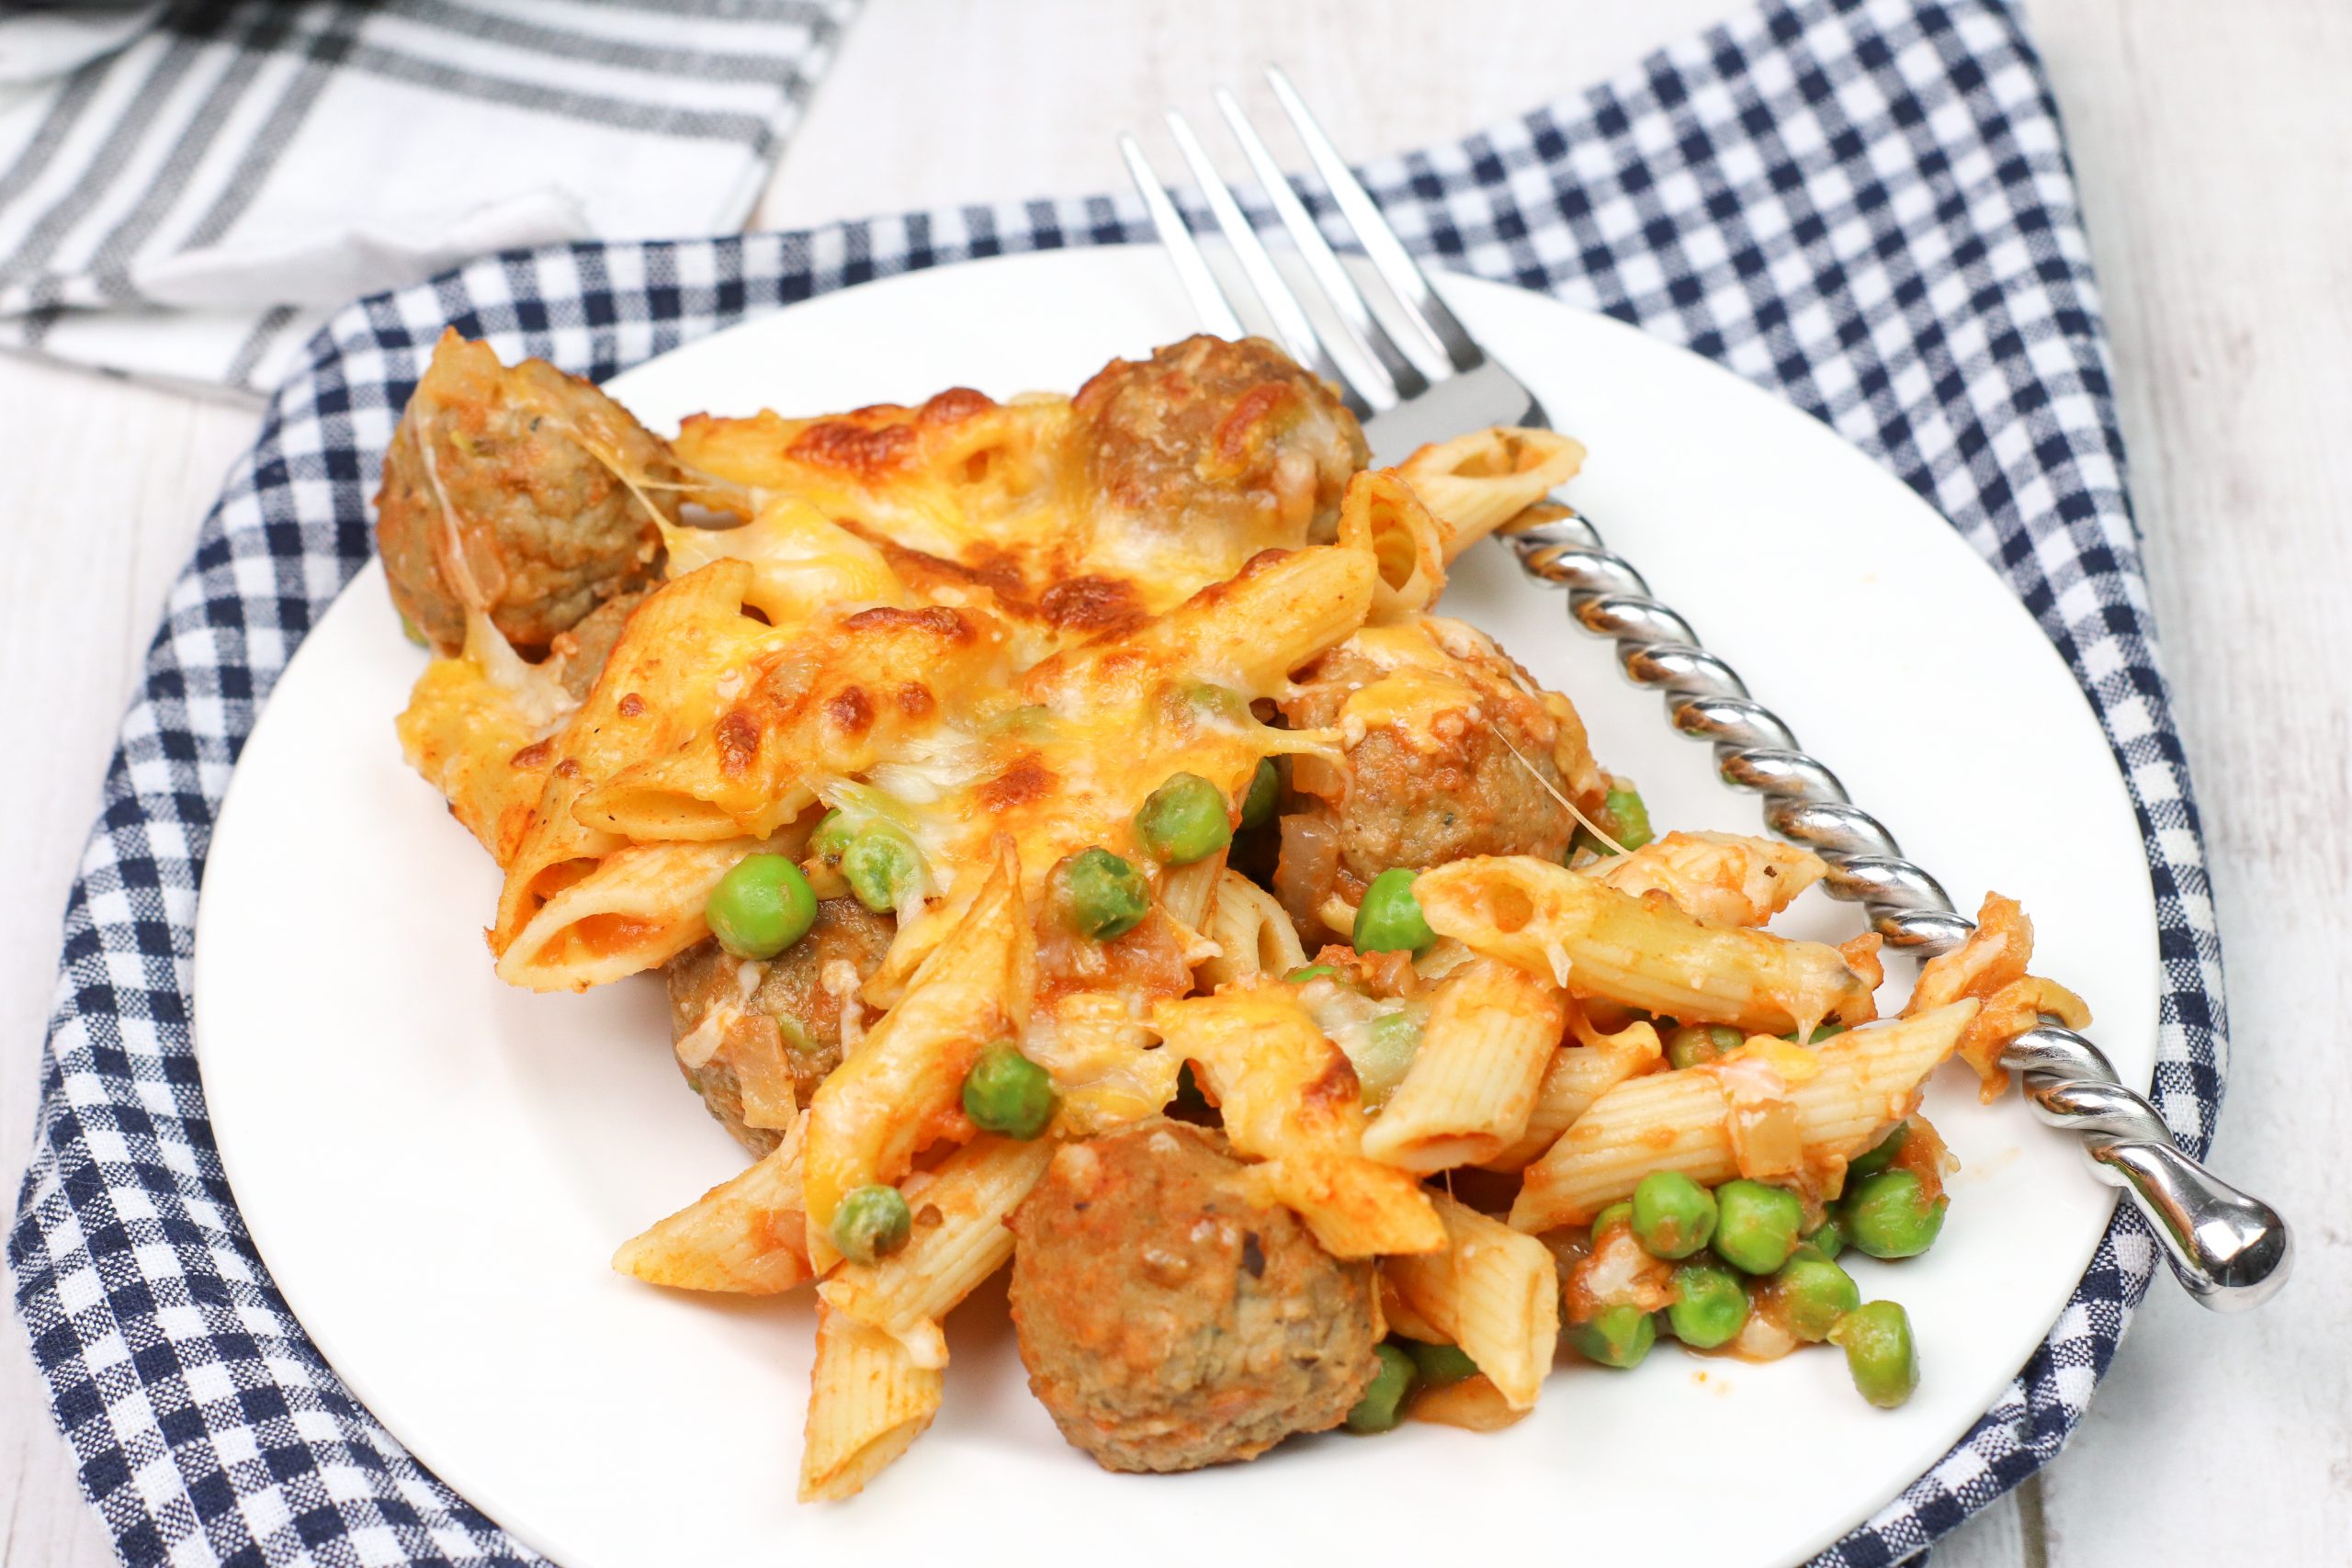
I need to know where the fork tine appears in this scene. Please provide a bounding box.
[1162,109,1378,413]
[1213,88,1431,402]
[1265,64,1484,374]
[1118,133,1246,341]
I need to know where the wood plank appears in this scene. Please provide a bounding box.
[37,0,2346,1561]
[1941,1481,2046,1568]
[2019,0,2352,1562]
[757,0,1737,230]
[0,355,256,1568]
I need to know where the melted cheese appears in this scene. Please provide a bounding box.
[817,677,1290,910]
[662,496,905,620]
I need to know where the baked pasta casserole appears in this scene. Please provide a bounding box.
[379,329,2088,1499]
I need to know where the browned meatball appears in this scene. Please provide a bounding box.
[663,897,895,1154]
[1277,617,1606,909]
[377,330,677,656]
[548,584,649,700]
[1073,335,1367,572]
[1007,1118,1380,1473]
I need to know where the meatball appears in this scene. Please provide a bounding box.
[377,329,677,656]
[664,897,895,1154]
[1073,335,1367,574]
[1279,617,1605,899]
[1007,1118,1381,1472]
[548,584,650,700]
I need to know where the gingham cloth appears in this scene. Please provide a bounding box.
[8,0,2224,1562]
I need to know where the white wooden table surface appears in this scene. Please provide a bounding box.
[4,2,2345,1563]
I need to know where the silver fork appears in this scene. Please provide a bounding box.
[1120,66,2290,1311]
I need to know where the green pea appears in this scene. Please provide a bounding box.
[1182,682,1251,725]
[1284,964,1340,985]
[1573,785,1657,861]
[1712,1179,1806,1274]
[988,703,1053,739]
[1848,1121,1911,1179]
[1833,1300,1919,1409]
[1603,785,1653,850]
[1590,1200,1634,1238]
[1665,1262,1749,1349]
[1567,1304,1656,1370]
[841,826,922,913]
[1666,1022,1745,1070]
[1405,1341,1480,1388]
[1353,867,1435,955]
[1239,758,1282,829]
[1785,1021,1848,1043]
[961,1040,1058,1139]
[1842,1169,1948,1259]
[1367,1010,1421,1055]
[1135,772,1233,865]
[704,853,818,960]
[808,807,853,862]
[1804,1216,1846,1260]
[1357,1010,1423,1105]
[1346,1342,1419,1433]
[1057,847,1148,941]
[399,612,427,647]
[1766,1251,1860,1342]
[831,1184,912,1264]
[1631,1170,1718,1259]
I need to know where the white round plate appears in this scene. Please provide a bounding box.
[196,248,2148,1568]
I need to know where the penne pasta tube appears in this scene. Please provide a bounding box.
[1416,854,1876,1036]
[673,395,1075,570]
[394,636,567,869]
[1477,1023,1666,1172]
[1378,1274,1445,1343]
[494,836,764,992]
[1362,958,1567,1173]
[1396,427,1585,559]
[1158,851,1227,934]
[1383,1190,1561,1409]
[1509,1001,1978,1232]
[659,494,909,626]
[1020,991,1182,1136]
[1021,545,1375,708]
[799,1303,944,1503]
[578,602,1010,842]
[1905,892,2087,1099]
[1588,830,1827,929]
[1153,986,1444,1258]
[1336,468,1448,623]
[492,561,776,951]
[1409,1375,1532,1432]
[857,850,991,1010]
[817,1135,1055,1370]
[803,844,1034,1258]
[1196,869,1308,989]
[611,1121,809,1294]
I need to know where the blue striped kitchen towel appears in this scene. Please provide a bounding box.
[0,0,857,394]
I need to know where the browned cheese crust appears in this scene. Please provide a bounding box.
[377,329,677,656]
[662,897,896,1155]
[1007,1118,1381,1473]
[1074,333,1367,567]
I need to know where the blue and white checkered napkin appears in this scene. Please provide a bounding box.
[7,0,2225,1562]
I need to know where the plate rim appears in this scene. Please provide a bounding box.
[194,243,2144,1568]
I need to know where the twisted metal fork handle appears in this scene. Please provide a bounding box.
[1507,509,2291,1311]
